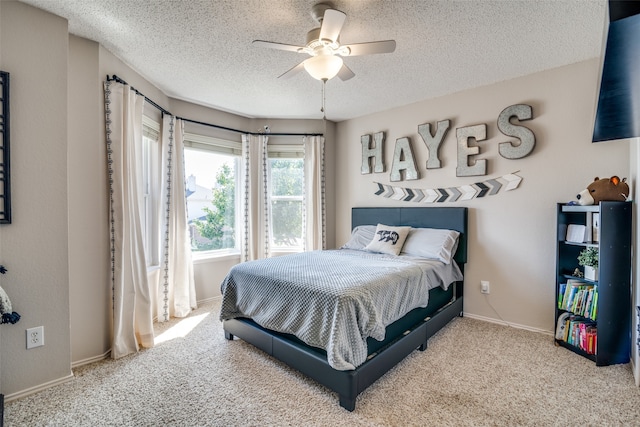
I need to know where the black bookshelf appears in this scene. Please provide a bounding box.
[555,202,632,366]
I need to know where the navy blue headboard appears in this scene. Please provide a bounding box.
[351,207,468,265]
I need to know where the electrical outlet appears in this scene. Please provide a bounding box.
[480,280,490,294]
[26,326,44,349]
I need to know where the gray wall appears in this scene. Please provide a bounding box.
[0,1,72,396]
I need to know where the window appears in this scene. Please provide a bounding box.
[183,134,241,254]
[182,137,304,256]
[142,117,160,267]
[269,145,304,251]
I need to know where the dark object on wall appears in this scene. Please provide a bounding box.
[1,393,4,427]
[592,6,640,142]
[0,71,10,223]
[608,0,640,22]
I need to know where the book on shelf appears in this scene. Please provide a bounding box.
[558,279,597,320]
[566,224,586,243]
[592,212,600,243]
[584,212,600,243]
[590,291,598,320]
[558,282,566,307]
[563,214,599,243]
[555,312,570,340]
[557,314,597,355]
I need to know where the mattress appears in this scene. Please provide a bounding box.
[219,249,462,370]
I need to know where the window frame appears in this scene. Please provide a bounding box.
[183,132,242,260]
[141,116,161,268]
[268,144,305,253]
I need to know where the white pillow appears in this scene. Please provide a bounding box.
[401,228,460,264]
[364,224,410,256]
[341,225,377,250]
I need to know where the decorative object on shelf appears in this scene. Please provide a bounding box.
[0,265,20,325]
[578,247,599,281]
[566,224,586,243]
[0,71,11,224]
[572,268,584,278]
[576,176,629,206]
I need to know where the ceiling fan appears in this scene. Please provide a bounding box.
[253,2,396,82]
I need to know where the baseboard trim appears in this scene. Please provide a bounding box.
[463,311,553,336]
[198,295,221,305]
[4,373,75,403]
[71,298,220,368]
[631,357,640,387]
[71,349,111,369]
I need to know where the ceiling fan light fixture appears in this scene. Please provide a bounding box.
[255,3,395,81]
[304,54,343,80]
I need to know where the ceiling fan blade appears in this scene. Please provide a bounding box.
[278,61,306,79]
[342,40,396,56]
[337,63,355,81]
[319,9,346,43]
[253,40,304,53]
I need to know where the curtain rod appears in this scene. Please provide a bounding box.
[106,75,323,137]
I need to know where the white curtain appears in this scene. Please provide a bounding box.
[304,136,326,251]
[104,81,154,359]
[241,134,271,261]
[158,116,196,321]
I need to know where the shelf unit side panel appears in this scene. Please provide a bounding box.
[596,201,632,365]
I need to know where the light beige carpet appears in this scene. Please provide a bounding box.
[5,299,640,426]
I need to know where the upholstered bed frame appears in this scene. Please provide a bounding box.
[222,206,468,411]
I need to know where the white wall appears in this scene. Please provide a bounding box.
[0,1,72,396]
[336,59,630,332]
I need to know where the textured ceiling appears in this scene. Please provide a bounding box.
[18,0,608,122]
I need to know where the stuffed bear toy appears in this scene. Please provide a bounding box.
[576,176,629,206]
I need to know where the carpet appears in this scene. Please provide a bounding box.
[5,299,640,426]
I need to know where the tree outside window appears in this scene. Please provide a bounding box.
[184,147,239,253]
[192,163,236,251]
[184,144,304,254]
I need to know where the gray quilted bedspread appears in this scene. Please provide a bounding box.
[219,249,462,370]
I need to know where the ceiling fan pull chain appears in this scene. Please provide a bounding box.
[321,80,327,120]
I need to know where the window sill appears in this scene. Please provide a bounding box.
[270,248,303,257]
[192,249,241,264]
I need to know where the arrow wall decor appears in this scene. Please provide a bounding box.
[374,172,522,203]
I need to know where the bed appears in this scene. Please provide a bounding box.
[220,206,468,411]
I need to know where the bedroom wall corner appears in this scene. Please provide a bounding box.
[68,35,110,365]
[323,119,337,249]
